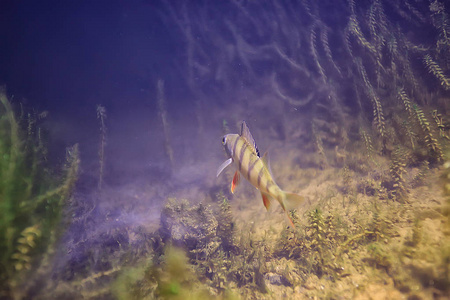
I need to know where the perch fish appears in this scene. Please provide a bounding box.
[217,121,304,227]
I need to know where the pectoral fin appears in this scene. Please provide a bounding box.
[217,158,232,177]
[231,171,240,194]
[261,192,272,211]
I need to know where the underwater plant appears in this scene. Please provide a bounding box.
[389,147,409,202]
[112,246,215,300]
[96,104,107,191]
[13,1,448,298]
[0,92,79,298]
[157,79,174,169]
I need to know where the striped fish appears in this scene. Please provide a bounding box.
[217,121,304,227]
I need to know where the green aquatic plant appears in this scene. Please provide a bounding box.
[432,109,449,140]
[410,219,422,247]
[397,88,415,118]
[215,194,236,253]
[320,27,342,77]
[430,0,450,50]
[360,128,375,160]
[306,209,343,278]
[368,210,394,242]
[413,104,443,162]
[423,54,450,90]
[311,121,328,168]
[56,1,450,298]
[113,246,211,300]
[443,152,450,197]
[411,160,430,188]
[346,14,377,56]
[366,242,392,270]
[389,147,408,202]
[157,79,174,169]
[159,198,218,259]
[310,25,327,85]
[0,92,79,298]
[401,119,418,150]
[274,219,304,260]
[397,88,445,163]
[11,225,41,272]
[228,233,268,293]
[96,104,107,191]
[355,57,386,145]
[341,165,352,195]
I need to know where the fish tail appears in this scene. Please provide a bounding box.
[281,191,305,212]
[279,191,304,228]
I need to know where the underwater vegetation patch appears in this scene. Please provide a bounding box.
[112,0,450,298]
[5,0,450,298]
[0,92,79,299]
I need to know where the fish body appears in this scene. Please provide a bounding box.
[217,121,304,226]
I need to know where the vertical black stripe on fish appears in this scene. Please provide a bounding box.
[247,158,258,181]
[232,136,239,157]
[257,167,264,187]
[238,140,248,171]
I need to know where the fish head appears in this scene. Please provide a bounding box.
[222,134,239,157]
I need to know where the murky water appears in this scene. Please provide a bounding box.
[0,1,449,299]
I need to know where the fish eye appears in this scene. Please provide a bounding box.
[222,136,226,145]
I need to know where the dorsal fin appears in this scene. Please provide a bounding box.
[240,121,260,157]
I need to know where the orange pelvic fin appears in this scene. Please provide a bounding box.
[261,192,271,211]
[231,171,240,194]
